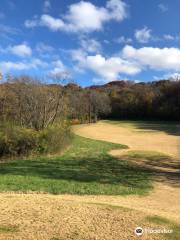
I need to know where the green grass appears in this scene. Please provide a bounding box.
[85,202,131,211]
[146,215,180,240]
[0,135,153,195]
[124,150,171,161]
[0,225,18,233]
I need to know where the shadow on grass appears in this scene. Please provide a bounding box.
[104,119,180,136]
[133,122,180,137]
[122,151,180,188]
[0,155,151,185]
[0,136,152,195]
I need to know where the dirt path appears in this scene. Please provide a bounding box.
[73,121,180,157]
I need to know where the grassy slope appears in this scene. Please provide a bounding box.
[0,135,153,195]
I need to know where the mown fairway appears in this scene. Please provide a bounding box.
[0,135,152,195]
[0,120,180,240]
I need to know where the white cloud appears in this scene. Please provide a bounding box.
[158,4,168,12]
[43,0,51,12]
[36,42,54,53]
[25,14,65,31]
[135,27,152,43]
[92,77,108,84]
[0,24,19,40]
[167,73,180,81]
[106,0,128,21]
[122,45,180,71]
[0,58,45,72]
[64,1,108,32]
[80,38,102,53]
[25,0,128,33]
[24,17,38,28]
[84,54,140,81]
[70,48,87,63]
[115,36,132,44]
[154,72,180,81]
[8,43,32,57]
[49,60,70,79]
[163,34,180,41]
[40,14,65,31]
[164,34,175,40]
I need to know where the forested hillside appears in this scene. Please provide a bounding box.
[1,77,180,127]
[69,79,180,121]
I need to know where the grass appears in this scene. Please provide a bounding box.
[102,120,180,136]
[0,225,18,233]
[121,150,180,174]
[85,202,131,211]
[124,150,172,161]
[0,135,153,195]
[146,215,180,240]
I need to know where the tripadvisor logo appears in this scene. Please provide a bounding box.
[134,226,173,236]
[135,227,143,236]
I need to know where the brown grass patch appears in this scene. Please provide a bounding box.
[0,193,164,240]
[73,121,180,157]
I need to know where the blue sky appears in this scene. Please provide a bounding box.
[1,0,180,86]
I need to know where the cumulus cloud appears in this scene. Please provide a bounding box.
[115,36,132,44]
[85,55,140,80]
[49,60,70,79]
[80,38,102,53]
[40,14,65,31]
[0,58,45,72]
[25,15,65,31]
[122,45,180,71]
[154,72,180,81]
[163,34,180,41]
[106,0,128,21]
[36,42,54,54]
[7,43,32,57]
[24,17,39,28]
[0,43,32,57]
[70,48,87,63]
[135,27,152,43]
[0,24,19,40]
[25,0,128,33]
[164,34,175,40]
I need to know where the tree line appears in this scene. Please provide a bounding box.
[67,79,180,121]
[1,76,180,127]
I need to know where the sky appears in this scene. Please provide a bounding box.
[1,0,180,86]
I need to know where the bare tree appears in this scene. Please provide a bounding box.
[2,75,69,130]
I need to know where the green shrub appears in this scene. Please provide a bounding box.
[0,121,71,158]
[38,122,72,154]
[0,123,38,157]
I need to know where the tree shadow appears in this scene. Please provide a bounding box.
[0,153,152,192]
[130,121,180,136]
[122,154,180,188]
[108,120,180,136]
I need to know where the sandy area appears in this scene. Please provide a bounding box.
[73,122,180,157]
[0,193,163,240]
[73,122,180,223]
